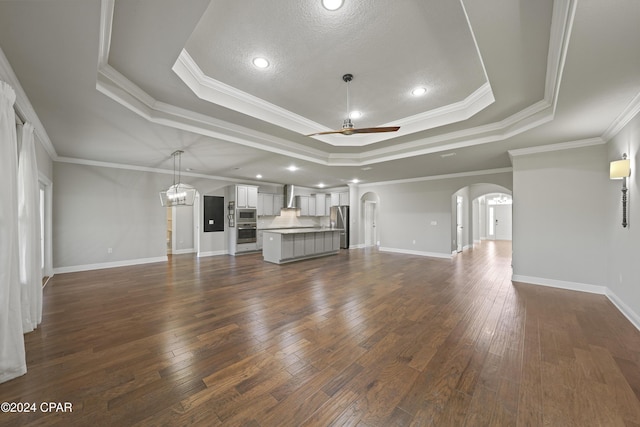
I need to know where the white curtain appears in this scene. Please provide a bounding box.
[0,81,26,383]
[18,122,42,333]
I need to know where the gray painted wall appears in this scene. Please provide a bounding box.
[53,163,233,269]
[512,144,609,287]
[53,163,168,268]
[607,113,639,319]
[356,172,512,256]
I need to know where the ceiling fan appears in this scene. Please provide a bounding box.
[306,74,401,137]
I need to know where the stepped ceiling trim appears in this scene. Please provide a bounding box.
[96,0,575,167]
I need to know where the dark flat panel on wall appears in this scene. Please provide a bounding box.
[204,195,224,232]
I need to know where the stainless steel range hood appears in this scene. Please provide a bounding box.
[284,184,297,209]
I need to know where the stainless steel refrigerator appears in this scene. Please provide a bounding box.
[330,206,349,249]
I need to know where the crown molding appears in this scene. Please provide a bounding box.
[97,0,114,69]
[173,49,326,135]
[601,90,640,142]
[96,0,577,167]
[507,137,605,158]
[96,69,329,165]
[0,47,58,160]
[545,0,578,110]
[359,167,513,187]
[175,47,496,148]
[55,156,275,186]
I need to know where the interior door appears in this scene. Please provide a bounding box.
[488,206,495,240]
[364,201,376,247]
[494,204,513,240]
[456,196,463,252]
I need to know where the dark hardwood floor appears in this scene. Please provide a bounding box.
[1,241,639,426]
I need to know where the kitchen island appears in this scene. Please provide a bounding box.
[262,228,342,264]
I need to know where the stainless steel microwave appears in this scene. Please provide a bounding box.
[237,209,257,222]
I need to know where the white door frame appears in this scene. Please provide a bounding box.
[364,200,377,247]
[38,172,53,278]
[456,196,463,252]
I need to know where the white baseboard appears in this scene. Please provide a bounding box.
[605,289,640,332]
[197,250,228,258]
[512,274,640,332]
[172,248,195,255]
[511,275,606,294]
[379,247,452,259]
[53,256,168,274]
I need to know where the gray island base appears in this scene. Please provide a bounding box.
[262,228,342,264]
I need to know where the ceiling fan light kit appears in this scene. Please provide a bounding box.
[306,73,401,137]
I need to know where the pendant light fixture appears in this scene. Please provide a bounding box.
[159,150,196,207]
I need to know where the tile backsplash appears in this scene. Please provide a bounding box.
[258,209,329,229]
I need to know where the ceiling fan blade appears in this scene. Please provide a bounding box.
[305,129,348,136]
[349,126,400,134]
[306,126,400,137]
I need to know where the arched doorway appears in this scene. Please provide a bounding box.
[166,190,200,255]
[451,184,512,253]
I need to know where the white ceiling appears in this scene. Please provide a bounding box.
[0,0,638,189]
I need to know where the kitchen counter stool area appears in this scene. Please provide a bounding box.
[262,228,341,264]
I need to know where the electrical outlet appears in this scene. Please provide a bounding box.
[412,240,416,245]
[107,248,112,254]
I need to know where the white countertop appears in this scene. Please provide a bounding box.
[262,228,342,234]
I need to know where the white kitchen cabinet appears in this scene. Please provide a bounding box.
[262,229,341,264]
[237,186,247,208]
[236,185,258,208]
[281,235,294,260]
[294,234,305,257]
[325,194,331,216]
[304,234,315,255]
[309,196,316,216]
[339,191,349,206]
[296,195,309,216]
[273,194,283,216]
[247,186,258,208]
[257,193,264,216]
[314,233,324,253]
[330,191,349,207]
[258,193,282,216]
[256,230,263,249]
[262,193,273,216]
[315,194,326,217]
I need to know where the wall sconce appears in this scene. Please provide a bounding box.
[610,153,631,228]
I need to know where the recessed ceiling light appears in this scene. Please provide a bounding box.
[252,57,270,69]
[322,0,344,11]
[318,183,325,188]
[349,110,362,119]
[256,174,263,179]
[361,166,373,171]
[411,87,427,97]
[352,179,359,184]
[287,165,298,172]
[440,152,456,158]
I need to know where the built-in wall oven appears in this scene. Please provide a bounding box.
[237,223,257,243]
